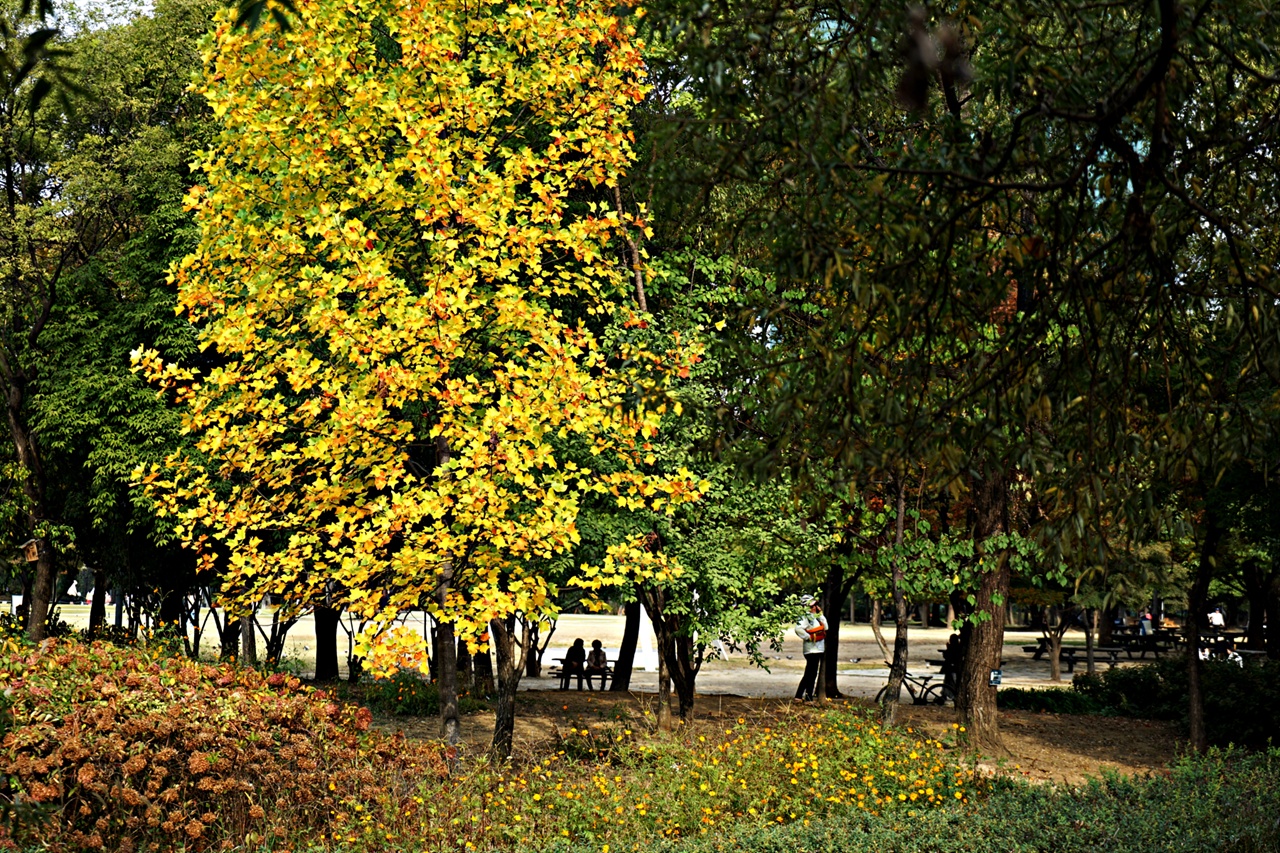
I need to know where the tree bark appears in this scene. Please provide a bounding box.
[313,605,341,682]
[609,601,641,691]
[240,612,258,664]
[881,481,910,728]
[88,568,107,636]
[869,599,890,660]
[473,641,495,698]
[957,466,1009,754]
[640,583,699,724]
[436,618,461,745]
[655,639,673,731]
[1187,511,1222,753]
[821,560,855,698]
[489,615,524,761]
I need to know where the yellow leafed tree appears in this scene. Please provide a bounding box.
[135,0,700,749]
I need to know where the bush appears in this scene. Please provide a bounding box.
[998,657,1280,750]
[0,637,447,852]
[360,669,489,717]
[996,687,1105,715]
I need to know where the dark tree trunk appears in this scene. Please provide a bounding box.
[821,559,856,699]
[314,605,341,681]
[456,637,474,695]
[1267,568,1280,660]
[869,599,890,660]
[489,615,523,761]
[88,569,107,635]
[1187,512,1223,753]
[436,619,461,745]
[1099,606,1117,647]
[27,547,56,641]
[881,481,910,727]
[474,643,495,698]
[158,591,183,636]
[609,601,641,691]
[1240,560,1274,652]
[240,613,258,664]
[219,615,241,659]
[640,583,700,724]
[957,466,1010,754]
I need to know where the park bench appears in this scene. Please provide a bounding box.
[1058,646,1123,673]
[548,657,614,690]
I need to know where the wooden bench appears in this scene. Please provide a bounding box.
[549,657,613,690]
[1059,646,1123,673]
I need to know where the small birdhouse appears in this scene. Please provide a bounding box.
[20,539,41,563]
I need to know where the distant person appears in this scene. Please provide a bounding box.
[1140,610,1153,636]
[1208,607,1226,630]
[941,632,963,695]
[560,638,586,691]
[794,594,828,701]
[585,640,609,690]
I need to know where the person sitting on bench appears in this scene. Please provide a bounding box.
[585,639,609,690]
[560,638,587,690]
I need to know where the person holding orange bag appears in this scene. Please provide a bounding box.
[794,594,828,701]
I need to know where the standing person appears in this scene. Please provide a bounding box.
[1140,609,1153,636]
[560,638,587,690]
[585,639,610,689]
[794,594,828,701]
[1208,606,1226,630]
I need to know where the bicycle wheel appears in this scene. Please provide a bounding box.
[923,684,953,706]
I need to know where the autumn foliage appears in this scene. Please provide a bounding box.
[0,638,445,851]
[135,0,700,668]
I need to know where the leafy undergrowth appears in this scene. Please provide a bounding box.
[0,637,446,852]
[998,657,1280,750]
[5,638,1278,853]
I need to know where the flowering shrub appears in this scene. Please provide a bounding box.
[331,706,980,852]
[0,638,446,851]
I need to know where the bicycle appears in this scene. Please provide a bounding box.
[875,671,954,706]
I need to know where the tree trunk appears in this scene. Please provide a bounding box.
[456,637,474,695]
[8,394,55,644]
[314,605,341,681]
[26,546,56,641]
[1241,560,1273,652]
[1267,567,1280,660]
[881,481,910,728]
[655,640,673,731]
[640,583,698,724]
[673,634,698,718]
[88,569,107,635]
[1085,609,1097,674]
[1099,606,1117,646]
[957,466,1009,754]
[241,613,258,665]
[610,601,641,691]
[821,561,852,698]
[489,616,523,761]
[436,619,461,745]
[219,613,241,659]
[1187,511,1222,753]
[474,642,495,698]
[869,599,890,660]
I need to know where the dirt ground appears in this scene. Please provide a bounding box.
[380,687,1182,787]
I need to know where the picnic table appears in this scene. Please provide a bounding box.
[1020,640,1123,672]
